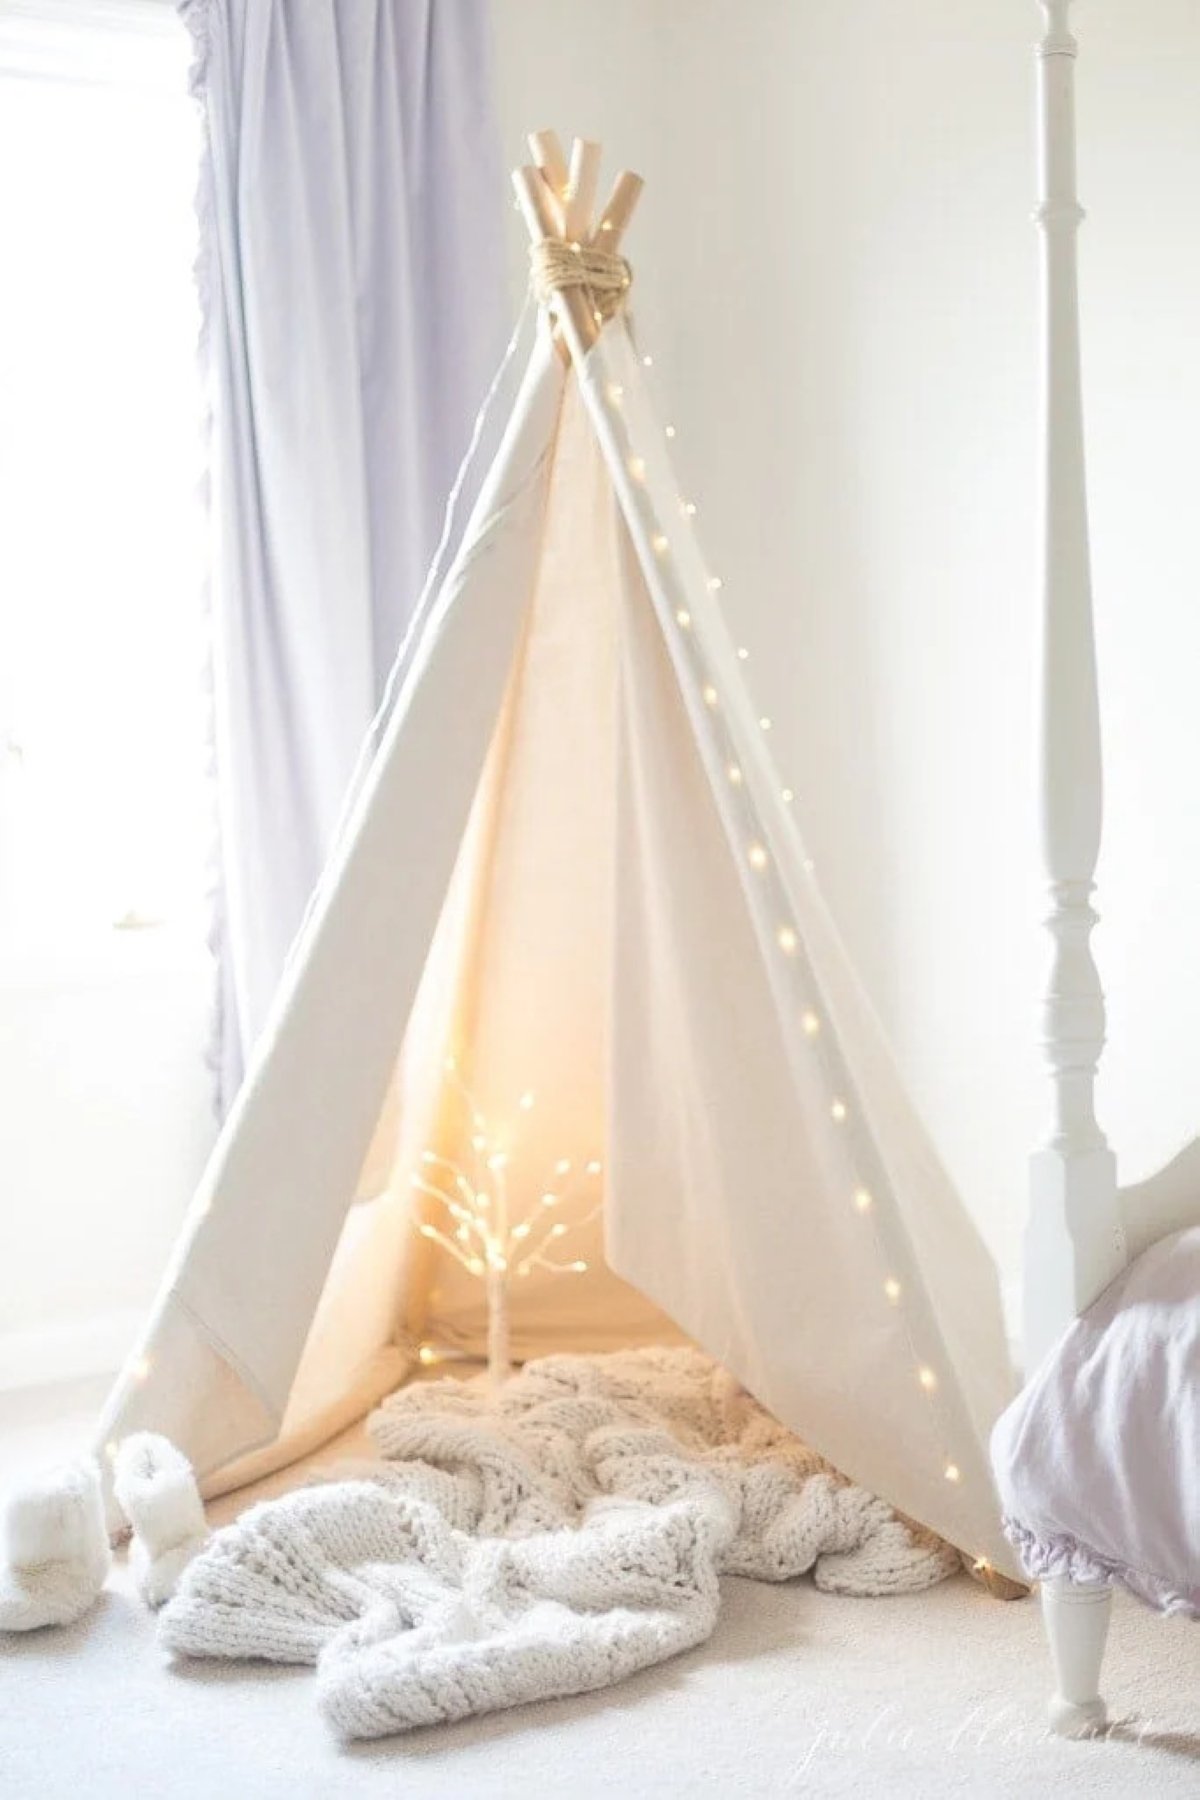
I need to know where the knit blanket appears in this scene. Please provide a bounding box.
[160,1348,958,1739]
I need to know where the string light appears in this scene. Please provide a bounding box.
[417,1344,438,1366]
[944,1462,962,1484]
[664,424,676,438]
[737,646,749,661]
[747,842,768,871]
[628,455,646,482]
[884,1277,902,1303]
[727,764,743,786]
[707,575,723,593]
[777,926,798,955]
[702,685,719,708]
[652,532,670,556]
[759,716,772,732]
[682,500,697,517]
[519,1091,535,1111]
[830,1099,848,1122]
[781,786,794,804]
[801,1010,821,1037]
[918,1366,938,1393]
[853,1187,873,1213]
[606,383,624,406]
[676,608,692,628]
[642,354,653,367]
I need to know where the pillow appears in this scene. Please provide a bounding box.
[990,1226,1200,1617]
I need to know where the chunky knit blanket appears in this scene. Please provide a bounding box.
[160,1348,957,1739]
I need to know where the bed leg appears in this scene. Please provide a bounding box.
[1041,1576,1112,1736]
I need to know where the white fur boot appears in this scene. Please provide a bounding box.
[113,1433,207,1608]
[0,1458,110,1632]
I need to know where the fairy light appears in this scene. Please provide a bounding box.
[727,764,743,786]
[830,1098,848,1122]
[682,500,697,517]
[652,532,670,556]
[676,608,692,628]
[707,575,723,593]
[777,925,798,955]
[664,424,676,438]
[606,383,624,406]
[642,354,653,367]
[737,646,749,661]
[412,1064,604,1384]
[944,1462,962,1484]
[883,1277,902,1303]
[853,1187,873,1213]
[781,787,794,804]
[759,716,772,732]
[417,1343,438,1366]
[702,685,719,708]
[628,455,646,482]
[801,1010,821,1037]
[747,842,768,871]
[918,1366,938,1393]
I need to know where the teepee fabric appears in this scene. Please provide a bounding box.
[95,313,1020,1579]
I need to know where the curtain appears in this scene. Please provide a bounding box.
[179,0,507,1110]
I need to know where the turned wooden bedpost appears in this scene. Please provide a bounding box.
[1025,0,1125,1378]
[1026,2,1122,1738]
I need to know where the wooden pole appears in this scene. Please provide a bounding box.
[1024,3,1126,1369]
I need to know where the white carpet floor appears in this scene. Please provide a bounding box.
[3,1377,1199,1799]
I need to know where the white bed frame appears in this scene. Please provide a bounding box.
[1025,0,1192,1736]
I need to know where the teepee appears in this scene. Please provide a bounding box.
[95,137,1021,1583]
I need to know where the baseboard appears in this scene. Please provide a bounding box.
[0,1306,143,1395]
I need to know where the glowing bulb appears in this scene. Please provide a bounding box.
[642,353,653,367]
[665,424,676,438]
[512,1222,531,1240]
[519,1091,535,1111]
[652,532,670,555]
[586,1159,603,1176]
[600,219,614,233]
[747,842,768,871]
[541,1192,558,1208]
[759,716,772,732]
[707,575,723,593]
[737,646,749,661]
[777,926,798,955]
[702,685,719,708]
[418,1344,438,1366]
[491,1253,508,1273]
[801,1010,820,1037]
[676,608,692,628]
[570,1260,588,1273]
[471,1133,487,1152]
[555,1158,572,1176]
[551,1223,568,1238]
[918,1366,938,1392]
[419,1224,437,1240]
[593,309,603,326]
[487,1152,508,1171]
[606,383,624,405]
[830,1099,848,1122]
[682,500,697,517]
[884,1277,902,1303]
[728,764,743,786]
[944,1462,962,1484]
[781,787,794,804]
[569,239,581,252]
[420,1150,438,1165]
[628,456,646,482]
[853,1187,873,1213]
[469,1257,486,1275]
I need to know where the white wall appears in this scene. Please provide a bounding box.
[490,0,1200,1289]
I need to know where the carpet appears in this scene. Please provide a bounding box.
[2,1376,1198,1798]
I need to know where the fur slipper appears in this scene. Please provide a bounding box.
[0,1458,110,1632]
[113,1433,208,1608]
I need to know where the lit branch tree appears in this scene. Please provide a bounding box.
[411,1059,603,1386]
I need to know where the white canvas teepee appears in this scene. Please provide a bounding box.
[95,140,1021,1583]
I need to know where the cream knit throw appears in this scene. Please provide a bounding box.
[160,1348,958,1739]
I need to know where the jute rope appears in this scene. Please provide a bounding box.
[529,237,632,324]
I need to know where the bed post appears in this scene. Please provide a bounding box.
[1027,0,1123,1738]
[1025,0,1125,1378]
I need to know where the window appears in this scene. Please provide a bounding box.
[0,0,207,964]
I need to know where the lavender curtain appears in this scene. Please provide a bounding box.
[178,0,507,1110]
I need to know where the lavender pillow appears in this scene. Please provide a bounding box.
[990,1227,1200,1617]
